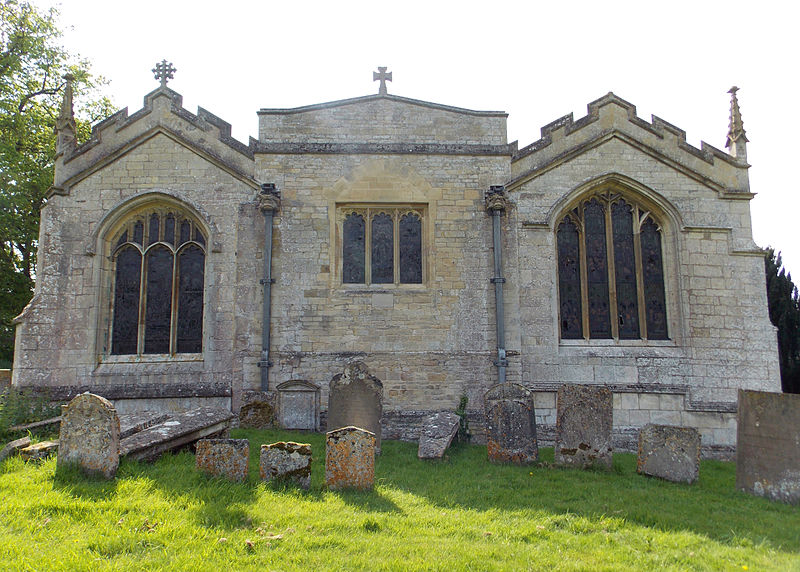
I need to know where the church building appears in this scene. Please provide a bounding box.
[11,64,780,456]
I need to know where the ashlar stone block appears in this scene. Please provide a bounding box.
[637,424,700,484]
[260,441,312,490]
[555,385,613,469]
[485,383,538,464]
[418,411,461,460]
[57,392,120,479]
[325,426,375,490]
[196,438,249,482]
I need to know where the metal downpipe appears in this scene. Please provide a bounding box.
[259,183,280,391]
[486,186,508,384]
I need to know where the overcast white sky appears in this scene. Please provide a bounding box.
[38,0,799,278]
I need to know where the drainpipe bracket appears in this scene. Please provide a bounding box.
[260,278,276,285]
[490,277,506,284]
[258,360,273,368]
[493,358,509,367]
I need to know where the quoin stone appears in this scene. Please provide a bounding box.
[327,362,383,451]
[57,392,120,479]
[637,423,700,484]
[260,441,312,490]
[325,426,375,490]
[736,390,800,504]
[195,438,249,482]
[485,383,538,464]
[555,385,613,469]
[417,411,461,460]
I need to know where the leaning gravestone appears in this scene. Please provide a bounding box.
[57,392,120,479]
[196,438,249,482]
[260,441,312,490]
[418,411,461,459]
[325,426,375,490]
[737,390,800,504]
[555,385,613,469]
[637,423,700,484]
[327,362,383,452]
[484,383,538,464]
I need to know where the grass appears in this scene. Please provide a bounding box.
[1,428,798,571]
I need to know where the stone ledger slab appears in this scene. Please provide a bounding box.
[485,383,538,464]
[196,438,249,482]
[555,385,613,469]
[637,424,700,484]
[737,390,800,504]
[260,441,312,490]
[20,441,58,461]
[325,426,375,490]
[0,436,31,463]
[327,362,383,452]
[418,411,461,459]
[57,393,120,479]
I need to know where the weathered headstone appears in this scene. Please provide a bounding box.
[196,438,249,482]
[325,426,375,490]
[0,436,31,464]
[555,384,613,469]
[737,390,800,504]
[57,392,120,479]
[20,441,58,461]
[637,424,700,484]
[260,441,312,490]
[327,362,383,452]
[239,392,276,429]
[277,380,319,430]
[418,411,461,459]
[484,383,538,464]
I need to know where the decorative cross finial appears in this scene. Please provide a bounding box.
[152,60,176,88]
[373,67,392,95]
[726,85,748,161]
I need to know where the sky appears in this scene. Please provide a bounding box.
[36,0,799,278]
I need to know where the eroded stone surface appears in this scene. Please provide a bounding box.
[637,423,700,484]
[277,381,319,431]
[57,393,120,479]
[327,362,383,452]
[119,412,171,439]
[260,441,312,489]
[485,383,538,464]
[325,426,375,490]
[20,441,58,461]
[737,390,800,504]
[0,436,31,463]
[418,411,460,459]
[196,438,249,482]
[555,385,613,469]
[239,400,276,430]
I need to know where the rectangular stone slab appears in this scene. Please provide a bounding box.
[119,412,171,439]
[20,441,58,461]
[196,438,249,482]
[637,423,700,484]
[120,407,234,462]
[555,385,613,469]
[418,411,460,459]
[0,436,31,463]
[260,441,312,490]
[325,426,375,490]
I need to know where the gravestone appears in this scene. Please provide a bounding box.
[327,362,383,452]
[277,380,319,430]
[57,392,120,479]
[484,383,538,464]
[0,436,31,464]
[196,438,249,482]
[637,424,700,484]
[555,384,613,469]
[21,441,58,461]
[260,441,312,490]
[737,390,800,504]
[418,411,461,459]
[325,426,375,490]
[239,391,276,429]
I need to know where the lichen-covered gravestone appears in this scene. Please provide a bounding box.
[57,392,120,479]
[325,426,375,490]
[238,391,275,429]
[327,362,383,452]
[196,438,249,482]
[260,441,312,490]
[485,383,538,464]
[555,385,613,469]
[737,390,800,504]
[417,411,461,459]
[637,424,700,484]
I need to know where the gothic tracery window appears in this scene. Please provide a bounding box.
[110,209,206,355]
[556,191,668,341]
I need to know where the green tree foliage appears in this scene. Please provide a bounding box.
[765,248,800,393]
[0,1,113,366]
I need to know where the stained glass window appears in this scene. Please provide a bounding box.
[557,218,583,339]
[399,213,422,284]
[612,200,640,339]
[343,213,365,284]
[111,247,141,355]
[585,199,611,338]
[176,245,205,353]
[641,218,668,340]
[371,213,394,284]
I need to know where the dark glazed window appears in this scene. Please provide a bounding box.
[399,213,422,284]
[371,213,394,284]
[110,209,206,356]
[612,200,640,339]
[556,218,582,339]
[585,199,611,338]
[343,213,365,284]
[641,218,668,340]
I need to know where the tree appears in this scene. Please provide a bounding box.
[0,1,113,366]
[765,248,800,393]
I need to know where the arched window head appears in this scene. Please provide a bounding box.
[556,190,668,341]
[109,208,206,356]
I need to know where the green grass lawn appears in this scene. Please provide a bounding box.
[1,428,798,571]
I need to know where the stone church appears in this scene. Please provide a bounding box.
[11,64,780,456]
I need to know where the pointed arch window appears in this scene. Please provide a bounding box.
[110,209,206,355]
[556,191,668,341]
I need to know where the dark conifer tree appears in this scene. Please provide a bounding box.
[765,248,800,393]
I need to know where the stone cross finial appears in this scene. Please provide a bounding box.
[153,60,176,88]
[726,85,748,161]
[373,67,392,95]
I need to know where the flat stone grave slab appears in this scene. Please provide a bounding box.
[485,383,538,464]
[8,416,61,434]
[326,426,375,490]
[120,407,234,462]
[327,362,383,453]
[418,411,461,460]
[20,441,58,461]
[737,390,800,504]
[57,393,120,479]
[260,441,312,490]
[637,423,700,484]
[119,412,171,439]
[555,385,613,469]
[0,436,31,463]
[196,438,249,482]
